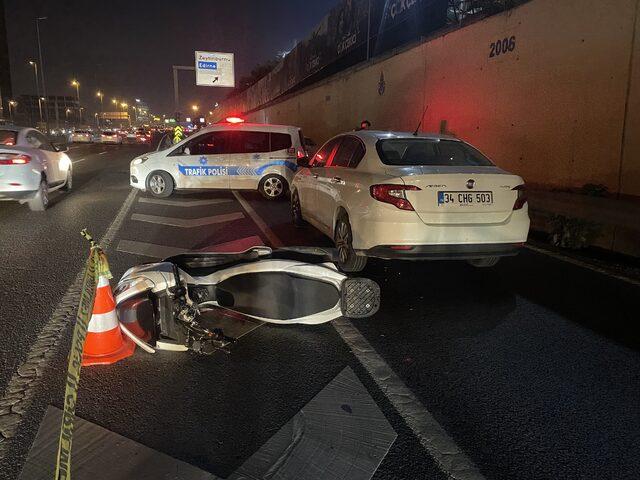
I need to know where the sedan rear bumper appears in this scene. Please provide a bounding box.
[362,242,525,260]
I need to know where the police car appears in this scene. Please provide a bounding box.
[130,118,307,200]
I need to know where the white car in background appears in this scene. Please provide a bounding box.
[291,131,530,272]
[0,127,72,211]
[101,131,123,144]
[130,118,307,200]
[70,129,93,143]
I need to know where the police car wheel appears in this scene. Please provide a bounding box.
[146,171,174,198]
[259,174,287,200]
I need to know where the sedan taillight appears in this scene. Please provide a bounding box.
[512,184,527,210]
[370,184,421,211]
[0,153,31,165]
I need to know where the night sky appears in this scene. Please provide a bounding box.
[5,0,337,116]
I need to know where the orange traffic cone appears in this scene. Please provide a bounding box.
[82,275,136,366]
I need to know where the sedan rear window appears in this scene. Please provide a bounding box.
[0,130,17,146]
[376,139,494,167]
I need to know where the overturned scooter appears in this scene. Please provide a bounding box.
[113,246,381,354]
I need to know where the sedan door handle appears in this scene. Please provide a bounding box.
[312,173,319,179]
[330,176,344,184]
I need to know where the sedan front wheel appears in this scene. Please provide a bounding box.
[334,215,367,273]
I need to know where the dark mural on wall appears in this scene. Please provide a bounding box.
[252,0,447,105]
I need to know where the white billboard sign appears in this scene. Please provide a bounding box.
[195,51,235,87]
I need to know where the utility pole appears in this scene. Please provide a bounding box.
[36,17,49,132]
[172,65,195,121]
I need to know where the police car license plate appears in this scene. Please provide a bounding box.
[438,191,493,206]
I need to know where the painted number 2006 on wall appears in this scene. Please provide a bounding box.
[489,36,516,58]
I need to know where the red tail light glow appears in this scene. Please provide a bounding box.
[225,116,244,124]
[0,154,31,165]
[296,148,307,159]
[370,184,421,211]
[512,184,527,210]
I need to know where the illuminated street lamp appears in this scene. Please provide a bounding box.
[65,108,71,119]
[191,105,199,113]
[71,80,81,123]
[8,100,17,122]
[96,91,104,129]
[28,61,39,98]
[121,103,130,127]
[71,79,80,102]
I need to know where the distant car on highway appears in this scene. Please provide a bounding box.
[70,129,92,143]
[101,130,122,144]
[291,130,530,272]
[130,118,307,200]
[0,126,72,211]
[135,128,151,144]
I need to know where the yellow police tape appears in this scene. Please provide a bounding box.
[54,229,112,480]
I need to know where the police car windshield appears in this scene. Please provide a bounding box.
[377,139,494,167]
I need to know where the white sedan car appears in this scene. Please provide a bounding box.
[0,127,72,211]
[70,129,93,143]
[130,120,307,200]
[291,131,530,272]
[100,131,122,144]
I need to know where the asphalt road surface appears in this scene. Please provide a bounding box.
[0,143,638,479]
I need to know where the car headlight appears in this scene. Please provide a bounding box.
[132,156,148,165]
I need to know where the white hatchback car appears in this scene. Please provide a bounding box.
[291,131,530,272]
[130,120,306,199]
[0,127,72,211]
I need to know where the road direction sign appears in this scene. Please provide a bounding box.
[195,51,235,87]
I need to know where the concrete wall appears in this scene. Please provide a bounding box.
[621,2,640,197]
[218,0,640,197]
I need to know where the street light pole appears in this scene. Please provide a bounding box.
[37,97,44,126]
[71,80,81,124]
[8,101,16,122]
[96,91,104,130]
[28,61,39,97]
[35,17,49,132]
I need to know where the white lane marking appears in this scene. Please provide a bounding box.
[117,235,265,259]
[525,244,640,287]
[232,190,283,247]
[117,240,186,258]
[72,158,87,164]
[131,211,244,227]
[0,188,138,451]
[332,318,486,480]
[229,189,480,478]
[98,151,108,155]
[138,197,234,207]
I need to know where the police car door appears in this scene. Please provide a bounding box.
[227,130,270,190]
[174,131,230,190]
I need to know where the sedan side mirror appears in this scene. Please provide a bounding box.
[55,143,69,152]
